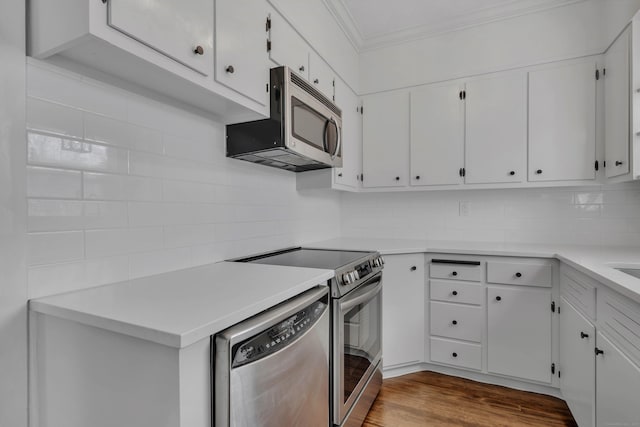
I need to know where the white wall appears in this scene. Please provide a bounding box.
[25,61,341,299]
[359,0,640,94]
[0,0,27,426]
[342,184,640,246]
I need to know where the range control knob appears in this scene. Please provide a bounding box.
[353,270,360,280]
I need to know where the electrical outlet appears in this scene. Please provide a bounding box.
[459,201,469,216]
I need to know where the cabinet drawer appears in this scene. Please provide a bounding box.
[430,301,483,342]
[430,260,481,282]
[599,288,640,366]
[487,261,552,287]
[430,337,482,371]
[430,280,483,305]
[560,266,597,321]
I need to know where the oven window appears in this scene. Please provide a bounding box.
[291,97,335,154]
[342,292,381,403]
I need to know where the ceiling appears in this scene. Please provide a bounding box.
[326,0,586,51]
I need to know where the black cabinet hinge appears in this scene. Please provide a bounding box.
[603,68,606,77]
[558,305,561,314]
[595,160,599,171]
[551,363,556,375]
[360,173,364,181]
[266,40,272,52]
[551,301,556,313]
[360,106,363,115]
[603,160,606,168]
[558,370,561,378]
[596,69,600,80]
[266,16,271,31]
[459,91,463,100]
[463,90,467,99]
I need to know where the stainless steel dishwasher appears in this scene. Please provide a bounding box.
[213,286,330,427]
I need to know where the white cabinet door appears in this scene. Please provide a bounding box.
[309,52,335,100]
[528,60,597,182]
[215,0,269,105]
[410,83,464,186]
[334,79,361,188]
[559,297,595,427]
[487,286,552,383]
[382,254,425,368]
[605,27,631,179]
[465,73,527,184]
[362,91,410,188]
[107,0,214,76]
[596,332,640,427]
[268,10,309,80]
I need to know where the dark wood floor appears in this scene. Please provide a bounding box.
[363,371,578,427]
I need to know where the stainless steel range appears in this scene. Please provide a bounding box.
[233,247,385,427]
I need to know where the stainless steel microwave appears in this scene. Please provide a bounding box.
[226,66,343,172]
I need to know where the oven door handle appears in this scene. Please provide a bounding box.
[340,276,382,312]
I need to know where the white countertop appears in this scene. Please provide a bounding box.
[308,238,640,304]
[30,262,333,349]
[30,238,640,349]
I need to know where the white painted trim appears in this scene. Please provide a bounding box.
[321,0,363,51]
[325,0,587,53]
[383,362,563,399]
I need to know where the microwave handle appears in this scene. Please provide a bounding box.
[322,119,330,153]
[331,117,341,159]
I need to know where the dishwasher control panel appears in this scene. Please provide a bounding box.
[231,300,327,368]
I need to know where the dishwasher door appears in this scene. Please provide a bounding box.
[214,286,330,427]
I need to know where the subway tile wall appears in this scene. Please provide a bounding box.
[341,185,640,246]
[26,61,341,299]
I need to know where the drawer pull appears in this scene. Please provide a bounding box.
[432,259,481,266]
[580,332,589,339]
[410,266,417,271]
[595,347,604,356]
[452,320,458,325]
[515,272,522,278]
[452,290,458,296]
[452,271,458,276]
[452,352,458,358]
[495,296,502,301]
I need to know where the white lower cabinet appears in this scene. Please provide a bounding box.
[382,254,425,368]
[559,297,595,427]
[487,285,552,383]
[595,332,640,427]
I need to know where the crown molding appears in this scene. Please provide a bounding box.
[322,0,365,50]
[324,0,588,53]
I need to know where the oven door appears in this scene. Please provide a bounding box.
[333,273,382,425]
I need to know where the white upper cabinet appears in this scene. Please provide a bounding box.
[215,0,269,106]
[362,91,410,188]
[605,27,631,179]
[410,83,465,186]
[334,79,361,189]
[528,60,597,182]
[309,52,335,100]
[29,0,270,120]
[267,10,310,80]
[107,0,214,76]
[465,73,527,184]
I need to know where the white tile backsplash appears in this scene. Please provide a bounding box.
[26,61,341,298]
[342,186,640,246]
